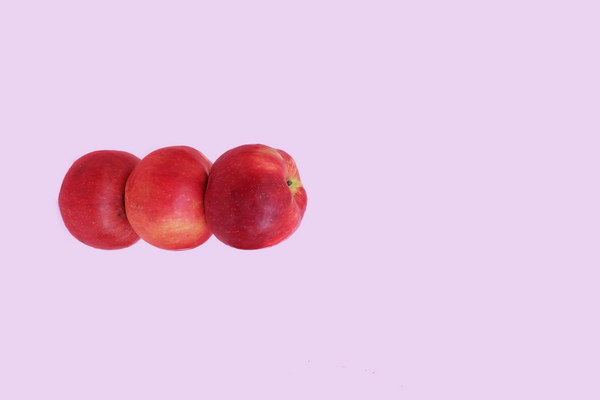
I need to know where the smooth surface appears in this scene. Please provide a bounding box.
[205,144,307,249]
[1,1,599,399]
[59,150,140,249]
[125,146,212,250]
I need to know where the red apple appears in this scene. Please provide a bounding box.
[58,150,141,250]
[205,144,307,250]
[124,146,212,250]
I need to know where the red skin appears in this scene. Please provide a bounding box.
[205,144,307,250]
[125,146,212,250]
[58,150,141,250]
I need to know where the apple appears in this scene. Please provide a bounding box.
[124,146,212,250]
[58,150,141,250]
[204,144,307,249]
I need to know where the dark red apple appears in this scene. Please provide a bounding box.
[124,146,212,250]
[58,150,141,249]
[204,144,307,250]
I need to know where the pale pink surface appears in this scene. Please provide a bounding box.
[1,1,599,399]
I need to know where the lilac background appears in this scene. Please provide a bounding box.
[1,0,599,399]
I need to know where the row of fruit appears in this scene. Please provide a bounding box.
[58,144,307,250]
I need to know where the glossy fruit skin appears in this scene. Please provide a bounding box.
[205,144,307,250]
[124,146,212,250]
[59,150,141,250]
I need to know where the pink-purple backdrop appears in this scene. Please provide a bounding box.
[1,0,599,399]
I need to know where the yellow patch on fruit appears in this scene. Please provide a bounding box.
[157,218,204,240]
[286,177,303,195]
